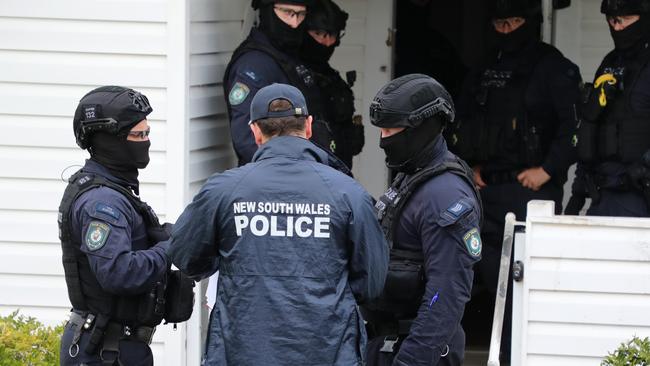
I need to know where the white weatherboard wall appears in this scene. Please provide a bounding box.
[0,0,392,363]
[512,201,650,366]
[336,0,392,198]
[554,0,614,82]
[0,0,233,364]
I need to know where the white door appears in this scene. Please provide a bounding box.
[332,0,394,197]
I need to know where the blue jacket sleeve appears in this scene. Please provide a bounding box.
[393,185,481,366]
[168,176,224,281]
[76,193,169,296]
[345,185,389,304]
[225,51,288,164]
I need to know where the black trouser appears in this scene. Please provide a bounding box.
[465,181,562,361]
[60,312,154,366]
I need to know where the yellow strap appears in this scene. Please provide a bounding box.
[594,73,617,107]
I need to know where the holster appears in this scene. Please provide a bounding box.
[382,249,424,310]
[137,280,167,326]
[577,120,598,163]
[85,313,110,356]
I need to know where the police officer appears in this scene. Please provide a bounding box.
[567,0,650,217]
[224,0,334,165]
[168,83,389,366]
[364,74,482,366]
[448,0,580,356]
[300,0,364,168]
[58,86,172,365]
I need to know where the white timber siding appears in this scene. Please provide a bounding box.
[0,0,392,363]
[554,0,613,83]
[0,0,207,364]
[187,0,243,196]
[512,201,650,366]
[335,0,392,197]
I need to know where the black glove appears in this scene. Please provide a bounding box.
[147,222,173,243]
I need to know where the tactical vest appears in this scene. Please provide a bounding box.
[370,157,482,316]
[312,67,355,127]
[578,43,650,164]
[311,66,364,164]
[58,170,163,324]
[451,43,556,171]
[223,31,333,151]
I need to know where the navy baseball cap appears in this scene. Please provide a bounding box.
[249,83,309,124]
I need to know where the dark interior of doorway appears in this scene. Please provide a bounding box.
[394,0,490,100]
[393,0,503,359]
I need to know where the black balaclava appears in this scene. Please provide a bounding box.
[300,0,347,64]
[259,4,305,55]
[90,132,150,184]
[379,118,443,173]
[610,15,650,49]
[300,33,336,64]
[491,18,539,54]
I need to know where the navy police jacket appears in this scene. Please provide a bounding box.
[225,29,323,166]
[392,137,482,366]
[69,160,169,296]
[168,136,389,366]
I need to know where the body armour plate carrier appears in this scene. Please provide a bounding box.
[578,44,650,164]
[450,44,556,170]
[369,157,483,316]
[58,170,164,325]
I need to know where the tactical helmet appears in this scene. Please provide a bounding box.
[488,0,542,20]
[370,74,455,129]
[252,0,312,10]
[73,86,152,149]
[306,0,348,36]
[601,0,650,15]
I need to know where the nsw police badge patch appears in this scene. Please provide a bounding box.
[228,82,250,106]
[85,221,110,251]
[463,228,482,257]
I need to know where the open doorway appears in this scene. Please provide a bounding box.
[393,0,500,359]
[394,0,490,100]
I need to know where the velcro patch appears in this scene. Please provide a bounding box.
[463,228,482,257]
[228,82,250,106]
[96,202,120,220]
[85,221,110,251]
[446,200,469,218]
[244,70,258,81]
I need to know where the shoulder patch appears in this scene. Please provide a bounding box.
[95,202,120,220]
[463,228,482,257]
[244,70,258,81]
[228,82,250,106]
[85,221,110,251]
[446,200,470,218]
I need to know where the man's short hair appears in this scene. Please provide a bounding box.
[254,98,307,137]
[249,84,309,137]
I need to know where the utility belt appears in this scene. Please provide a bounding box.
[67,310,155,364]
[480,169,522,185]
[583,168,650,207]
